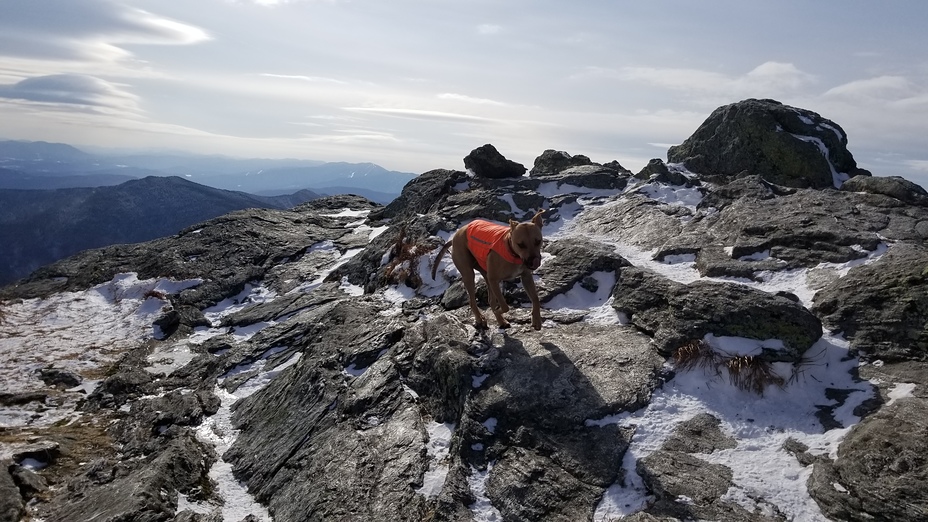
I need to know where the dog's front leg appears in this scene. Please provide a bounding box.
[485,274,511,329]
[521,271,542,330]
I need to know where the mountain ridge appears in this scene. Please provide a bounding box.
[0,175,321,285]
[1,99,927,522]
[0,139,416,195]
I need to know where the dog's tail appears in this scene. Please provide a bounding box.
[430,240,452,281]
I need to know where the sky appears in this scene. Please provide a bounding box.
[1,1,927,187]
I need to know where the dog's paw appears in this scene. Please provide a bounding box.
[498,319,511,329]
[531,313,542,330]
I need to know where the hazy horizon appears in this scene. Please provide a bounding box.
[1,1,927,187]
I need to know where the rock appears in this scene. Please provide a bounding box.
[812,242,928,361]
[10,465,48,498]
[41,432,215,522]
[530,149,593,176]
[668,98,860,188]
[36,367,82,388]
[635,158,692,186]
[842,174,928,207]
[218,296,664,521]
[88,368,155,409]
[570,195,692,251]
[809,398,928,521]
[698,174,793,211]
[535,164,630,191]
[0,464,24,522]
[612,267,823,361]
[0,196,378,306]
[660,413,737,454]
[463,144,526,179]
[372,169,467,221]
[535,237,631,302]
[637,451,777,521]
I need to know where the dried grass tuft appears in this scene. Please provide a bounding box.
[674,339,785,396]
[383,227,430,288]
[673,339,719,371]
[143,289,169,301]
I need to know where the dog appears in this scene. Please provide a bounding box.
[431,211,545,330]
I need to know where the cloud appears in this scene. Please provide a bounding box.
[905,160,928,172]
[477,24,502,35]
[580,61,815,102]
[0,0,209,63]
[260,73,348,85]
[0,74,140,112]
[437,93,509,106]
[823,76,916,100]
[343,107,497,123]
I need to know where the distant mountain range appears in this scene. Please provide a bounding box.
[0,140,416,202]
[0,175,320,286]
[0,139,417,285]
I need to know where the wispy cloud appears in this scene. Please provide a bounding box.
[823,76,915,100]
[906,159,928,172]
[477,24,502,35]
[573,62,815,102]
[437,93,508,106]
[618,61,814,96]
[0,0,208,64]
[343,107,497,123]
[0,74,140,113]
[260,73,348,85]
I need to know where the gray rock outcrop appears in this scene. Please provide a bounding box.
[668,98,868,188]
[612,267,823,361]
[463,144,526,179]
[842,174,928,206]
[2,100,928,522]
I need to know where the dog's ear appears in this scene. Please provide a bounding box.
[531,209,545,227]
[509,219,519,229]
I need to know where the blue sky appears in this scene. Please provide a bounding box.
[1,1,926,187]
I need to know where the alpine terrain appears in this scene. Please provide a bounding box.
[1,99,927,522]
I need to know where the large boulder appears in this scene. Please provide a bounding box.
[668,98,866,189]
[463,144,526,179]
[0,465,24,522]
[611,267,823,361]
[842,174,928,207]
[809,398,928,521]
[812,242,928,361]
[530,149,594,176]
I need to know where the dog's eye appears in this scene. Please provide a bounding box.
[518,242,526,248]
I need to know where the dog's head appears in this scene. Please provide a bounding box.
[509,210,545,270]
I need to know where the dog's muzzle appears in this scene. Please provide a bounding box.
[525,255,541,270]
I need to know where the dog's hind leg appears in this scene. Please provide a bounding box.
[485,273,511,329]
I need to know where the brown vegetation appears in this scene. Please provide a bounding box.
[674,339,785,395]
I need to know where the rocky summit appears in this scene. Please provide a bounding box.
[1,98,927,522]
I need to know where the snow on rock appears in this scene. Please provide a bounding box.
[0,273,200,427]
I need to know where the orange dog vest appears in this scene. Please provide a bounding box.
[466,220,523,272]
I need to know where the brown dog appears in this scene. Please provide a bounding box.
[431,211,545,330]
